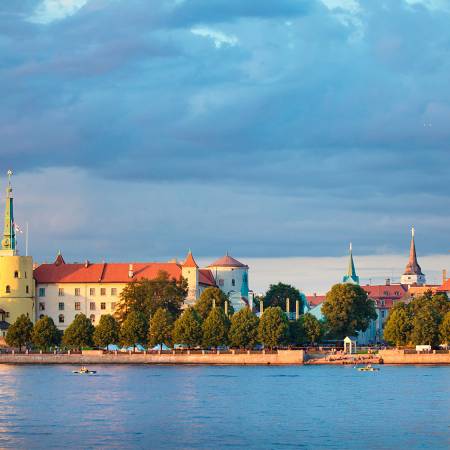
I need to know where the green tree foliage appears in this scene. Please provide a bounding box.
[62,314,95,349]
[439,311,450,345]
[229,307,259,348]
[383,304,412,347]
[148,308,173,349]
[411,303,441,346]
[258,306,289,349]
[263,282,303,313]
[173,307,202,348]
[31,316,59,351]
[119,311,148,348]
[5,314,33,350]
[202,308,230,348]
[322,284,377,339]
[302,313,323,344]
[287,319,305,346]
[93,314,120,348]
[115,271,188,324]
[194,287,232,320]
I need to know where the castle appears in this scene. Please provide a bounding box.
[0,174,250,331]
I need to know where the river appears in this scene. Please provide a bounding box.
[0,364,448,449]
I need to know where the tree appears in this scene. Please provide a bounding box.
[119,311,148,348]
[440,311,450,345]
[62,314,95,349]
[202,308,230,348]
[302,313,322,344]
[173,307,202,348]
[321,284,377,339]
[229,307,259,349]
[195,287,232,320]
[263,282,303,313]
[115,271,188,324]
[258,307,289,349]
[5,314,33,351]
[411,303,440,346]
[148,308,173,350]
[287,319,305,346]
[383,304,412,347]
[32,316,59,351]
[93,314,120,348]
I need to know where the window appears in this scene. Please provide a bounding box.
[232,279,235,287]
[100,302,106,310]
[58,302,64,311]
[5,285,10,294]
[381,310,386,318]
[39,287,46,297]
[25,272,27,278]
[59,314,64,323]
[5,312,9,318]
[395,291,400,296]
[75,288,81,296]
[111,288,117,296]
[384,291,389,296]
[219,279,224,286]
[39,302,45,311]
[14,271,19,278]
[75,302,81,311]
[100,288,106,296]
[90,288,95,296]
[26,286,29,294]
[90,314,95,323]
[58,288,64,296]
[381,300,385,306]
[39,314,44,319]
[90,302,95,311]
[111,302,116,311]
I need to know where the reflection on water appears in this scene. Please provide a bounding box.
[0,364,449,449]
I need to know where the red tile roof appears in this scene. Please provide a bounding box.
[34,260,183,284]
[306,295,326,307]
[437,279,450,292]
[362,284,408,299]
[208,254,248,268]
[198,269,216,286]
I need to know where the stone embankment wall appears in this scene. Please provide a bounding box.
[379,349,450,364]
[0,350,304,365]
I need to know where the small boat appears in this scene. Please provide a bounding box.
[72,366,96,375]
[357,364,379,372]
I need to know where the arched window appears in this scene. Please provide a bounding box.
[59,314,64,323]
[5,285,11,294]
[90,314,95,323]
[14,271,18,278]
[39,314,44,319]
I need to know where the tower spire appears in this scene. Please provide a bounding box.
[343,242,359,284]
[401,226,426,286]
[1,170,16,254]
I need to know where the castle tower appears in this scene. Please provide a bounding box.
[400,227,426,286]
[181,250,199,306]
[0,171,35,335]
[342,243,360,285]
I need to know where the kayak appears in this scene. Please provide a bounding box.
[357,367,379,372]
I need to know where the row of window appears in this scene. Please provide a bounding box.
[218,279,236,287]
[4,285,30,294]
[39,287,118,297]
[42,314,98,324]
[39,302,116,311]
[13,271,28,278]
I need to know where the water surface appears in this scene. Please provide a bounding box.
[0,364,448,449]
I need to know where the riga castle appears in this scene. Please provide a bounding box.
[0,174,250,332]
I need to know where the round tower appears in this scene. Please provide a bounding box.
[0,171,35,336]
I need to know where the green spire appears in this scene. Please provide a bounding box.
[343,243,359,284]
[1,170,16,254]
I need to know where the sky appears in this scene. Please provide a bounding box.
[1,0,449,292]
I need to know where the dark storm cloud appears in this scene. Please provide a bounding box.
[1,0,449,258]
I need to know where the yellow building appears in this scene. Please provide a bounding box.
[0,171,35,337]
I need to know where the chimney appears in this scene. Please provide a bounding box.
[385,278,391,286]
[84,260,90,268]
[443,269,447,285]
[128,264,134,278]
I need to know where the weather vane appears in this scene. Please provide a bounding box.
[7,169,13,187]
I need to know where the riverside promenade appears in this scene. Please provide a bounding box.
[0,349,305,365]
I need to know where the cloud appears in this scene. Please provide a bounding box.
[191,27,238,48]
[29,0,89,24]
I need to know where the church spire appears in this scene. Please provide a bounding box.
[343,242,359,284]
[401,227,426,286]
[1,170,16,254]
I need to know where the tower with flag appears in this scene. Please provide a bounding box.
[0,171,35,338]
